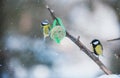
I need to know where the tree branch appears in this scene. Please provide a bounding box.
[107,37,120,41]
[46,5,112,75]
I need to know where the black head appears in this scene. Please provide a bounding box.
[90,39,100,46]
[41,20,49,26]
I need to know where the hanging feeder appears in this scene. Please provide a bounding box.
[50,18,66,43]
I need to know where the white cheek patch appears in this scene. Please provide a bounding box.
[42,22,48,25]
[93,41,99,45]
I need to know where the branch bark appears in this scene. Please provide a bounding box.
[107,37,120,41]
[46,5,112,75]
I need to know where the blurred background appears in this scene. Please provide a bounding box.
[0,0,120,78]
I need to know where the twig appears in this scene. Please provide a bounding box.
[46,5,112,75]
[107,38,120,42]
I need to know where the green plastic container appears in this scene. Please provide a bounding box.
[50,18,66,43]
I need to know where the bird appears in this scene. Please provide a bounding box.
[90,39,103,56]
[41,20,50,38]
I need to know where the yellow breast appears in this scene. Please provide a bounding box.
[95,45,103,55]
[43,25,50,37]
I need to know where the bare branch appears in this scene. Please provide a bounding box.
[46,5,56,20]
[46,5,112,75]
[107,37,120,42]
[77,36,80,41]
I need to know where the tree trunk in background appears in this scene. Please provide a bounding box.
[0,0,8,78]
[0,0,4,37]
[102,0,120,21]
[110,0,120,74]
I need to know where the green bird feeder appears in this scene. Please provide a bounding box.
[50,18,66,44]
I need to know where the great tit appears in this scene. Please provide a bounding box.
[41,20,50,38]
[91,39,103,56]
